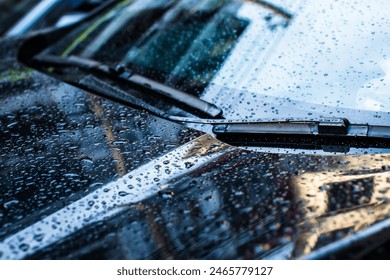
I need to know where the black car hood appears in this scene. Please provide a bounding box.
[0,39,390,260]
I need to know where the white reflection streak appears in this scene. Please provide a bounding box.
[0,135,233,260]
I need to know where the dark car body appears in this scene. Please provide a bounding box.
[0,0,390,260]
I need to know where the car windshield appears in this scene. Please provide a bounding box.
[46,0,390,125]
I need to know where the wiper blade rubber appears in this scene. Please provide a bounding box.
[126,74,222,118]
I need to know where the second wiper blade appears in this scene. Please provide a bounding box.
[33,54,223,118]
[123,73,222,118]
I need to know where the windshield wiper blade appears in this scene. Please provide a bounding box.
[213,118,390,150]
[213,118,390,138]
[120,71,222,118]
[32,54,223,118]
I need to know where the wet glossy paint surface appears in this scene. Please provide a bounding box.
[1,65,389,259]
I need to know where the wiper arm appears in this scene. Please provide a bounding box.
[32,54,223,118]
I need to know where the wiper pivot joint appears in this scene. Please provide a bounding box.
[317,118,349,135]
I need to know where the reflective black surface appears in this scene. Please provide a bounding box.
[1,57,389,258]
[1,0,390,260]
[0,56,202,240]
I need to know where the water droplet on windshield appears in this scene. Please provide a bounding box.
[185,162,195,168]
[118,191,129,197]
[19,243,30,252]
[33,233,45,242]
